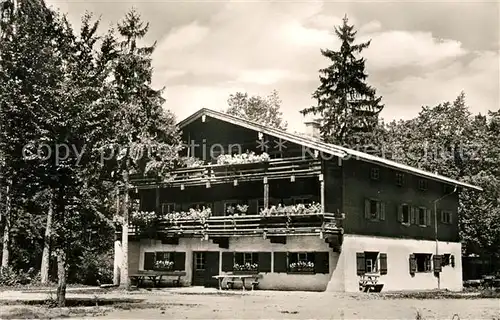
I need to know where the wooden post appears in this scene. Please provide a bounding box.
[263,177,269,210]
[113,187,121,286]
[155,187,160,214]
[319,174,325,213]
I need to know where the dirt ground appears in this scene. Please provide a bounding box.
[0,287,499,319]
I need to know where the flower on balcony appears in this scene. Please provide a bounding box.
[233,262,258,271]
[182,156,205,168]
[217,151,270,165]
[131,211,157,226]
[162,207,212,222]
[259,203,323,216]
[236,204,248,214]
[289,261,315,272]
[154,260,174,270]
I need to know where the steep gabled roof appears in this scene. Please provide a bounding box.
[178,108,482,191]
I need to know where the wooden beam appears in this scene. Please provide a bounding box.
[319,174,325,213]
[155,187,160,214]
[263,177,269,210]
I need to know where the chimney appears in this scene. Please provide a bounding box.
[303,114,321,139]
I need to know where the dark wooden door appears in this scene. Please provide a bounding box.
[204,251,220,288]
[192,251,220,287]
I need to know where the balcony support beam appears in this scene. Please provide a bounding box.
[263,177,269,210]
[319,173,325,213]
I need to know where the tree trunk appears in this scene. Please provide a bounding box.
[56,248,67,307]
[1,181,11,271]
[113,187,121,285]
[119,172,130,289]
[40,190,54,284]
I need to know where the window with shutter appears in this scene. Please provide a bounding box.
[433,255,442,273]
[144,252,155,270]
[356,252,366,275]
[410,207,416,224]
[397,205,403,222]
[379,202,386,220]
[221,252,234,272]
[364,199,371,219]
[314,252,330,274]
[379,253,388,275]
[409,254,417,275]
[273,252,288,273]
[426,209,432,227]
[258,252,272,273]
[173,252,186,271]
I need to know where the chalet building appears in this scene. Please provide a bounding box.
[114,108,481,292]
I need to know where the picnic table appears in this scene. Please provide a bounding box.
[359,273,384,292]
[213,273,262,291]
[129,270,186,287]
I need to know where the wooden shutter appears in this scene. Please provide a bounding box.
[314,252,329,274]
[439,209,444,223]
[379,202,386,221]
[426,209,432,227]
[433,255,442,273]
[258,252,271,272]
[234,252,243,265]
[364,199,371,219]
[273,252,288,273]
[397,205,403,222]
[379,253,388,275]
[356,252,365,275]
[449,211,453,224]
[173,252,186,271]
[221,252,234,272]
[409,254,417,275]
[450,255,455,267]
[144,252,155,270]
[410,207,416,224]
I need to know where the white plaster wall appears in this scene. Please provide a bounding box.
[342,234,463,292]
[138,235,340,291]
[113,240,122,285]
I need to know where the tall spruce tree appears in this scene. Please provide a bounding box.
[112,9,182,289]
[301,15,383,146]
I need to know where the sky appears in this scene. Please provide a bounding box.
[46,0,499,132]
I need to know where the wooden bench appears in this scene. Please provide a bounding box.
[130,270,186,288]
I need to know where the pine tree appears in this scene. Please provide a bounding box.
[112,9,182,289]
[301,15,383,146]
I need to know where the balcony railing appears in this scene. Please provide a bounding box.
[128,212,343,238]
[131,157,322,188]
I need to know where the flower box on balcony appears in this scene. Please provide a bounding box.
[154,267,174,272]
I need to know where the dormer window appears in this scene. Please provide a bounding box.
[370,168,380,181]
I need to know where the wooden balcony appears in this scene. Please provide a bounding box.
[131,157,322,189]
[128,213,343,238]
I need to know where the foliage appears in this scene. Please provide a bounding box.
[0,266,40,286]
[226,90,288,130]
[71,250,113,286]
[301,15,383,145]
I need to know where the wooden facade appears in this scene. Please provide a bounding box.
[115,109,481,292]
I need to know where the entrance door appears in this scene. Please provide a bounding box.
[192,251,220,287]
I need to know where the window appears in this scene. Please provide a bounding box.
[234,252,258,265]
[156,251,172,262]
[356,252,387,275]
[364,252,379,273]
[396,173,405,187]
[224,201,238,215]
[364,199,386,221]
[418,179,428,191]
[418,207,426,225]
[272,252,329,274]
[398,204,410,224]
[194,252,206,270]
[161,203,175,214]
[370,168,380,180]
[288,252,315,273]
[442,254,455,267]
[441,210,452,224]
[411,253,432,273]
